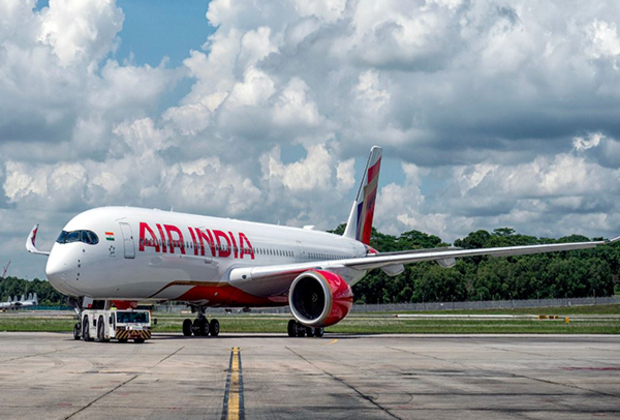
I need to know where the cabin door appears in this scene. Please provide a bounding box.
[119,222,136,259]
[296,241,307,262]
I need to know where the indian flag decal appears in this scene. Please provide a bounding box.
[105,232,115,241]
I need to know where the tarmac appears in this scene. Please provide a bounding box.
[0,332,618,419]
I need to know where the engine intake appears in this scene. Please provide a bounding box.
[288,270,353,328]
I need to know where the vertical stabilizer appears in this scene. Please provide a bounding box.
[343,146,382,244]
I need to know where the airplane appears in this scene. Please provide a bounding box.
[0,293,38,310]
[26,146,620,338]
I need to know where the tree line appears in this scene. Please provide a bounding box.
[2,226,619,306]
[334,226,620,304]
[0,276,66,306]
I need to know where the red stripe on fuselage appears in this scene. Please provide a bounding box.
[177,284,284,307]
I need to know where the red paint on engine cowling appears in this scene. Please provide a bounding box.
[315,270,354,327]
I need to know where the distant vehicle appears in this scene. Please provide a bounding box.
[25,146,620,338]
[0,293,38,311]
[78,307,152,343]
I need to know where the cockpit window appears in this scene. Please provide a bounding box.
[83,231,99,245]
[66,231,80,243]
[56,230,99,245]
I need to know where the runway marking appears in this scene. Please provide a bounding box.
[325,339,338,345]
[222,347,244,420]
[286,346,402,420]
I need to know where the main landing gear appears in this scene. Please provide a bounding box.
[182,306,220,337]
[287,320,324,338]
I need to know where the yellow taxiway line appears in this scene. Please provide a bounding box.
[222,347,244,420]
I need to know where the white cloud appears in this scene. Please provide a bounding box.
[4,0,620,279]
[587,19,620,60]
[273,78,322,127]
[573,132,604,151]
[39,0,124,66]
[260,143,334,191]
[291,0,346,23]
[227,66,275,108]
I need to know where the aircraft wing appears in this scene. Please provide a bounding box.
[229,237,620,285]
[339,237,620,271]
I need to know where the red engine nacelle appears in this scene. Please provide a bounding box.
[288,270,353,328]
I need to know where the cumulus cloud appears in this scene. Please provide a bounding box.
[3,0,620,278]
[587,19,620,61]
[39,0,124,66]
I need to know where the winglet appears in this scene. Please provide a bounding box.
[26,224,50,256]
[605,236,620,244]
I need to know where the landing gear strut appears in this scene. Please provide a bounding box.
[287,320,323,338]
[68,296,84,340]
[182,306,220,337]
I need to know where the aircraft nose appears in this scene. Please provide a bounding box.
[46,247,69,284]
[45,245,80,295]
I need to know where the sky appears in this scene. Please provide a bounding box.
[2,0,620,279]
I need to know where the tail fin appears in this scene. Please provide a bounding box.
[343,146,382,244]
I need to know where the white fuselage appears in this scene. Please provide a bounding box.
[46,207,368,307]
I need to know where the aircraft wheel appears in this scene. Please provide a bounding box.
[314,327,324,338]
[200,318,209,336]
[193,318,208,336]
[296,322,306,337]
[97,316,107,342]
[182,319,192,336]
[82,317,91,341]
[209,319,220,337]
[73,323,81,340]
[191,319,201,336]
[306,327,315,337]
[287,320,296,337]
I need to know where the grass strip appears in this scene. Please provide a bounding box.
[0,316,618,334]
